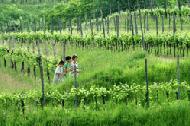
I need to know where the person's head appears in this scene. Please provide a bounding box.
[72,54,78,62]
[65,56,71,63]
[58,60,64,66]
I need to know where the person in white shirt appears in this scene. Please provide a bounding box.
[53,60,64,84]
[71,54,79,77]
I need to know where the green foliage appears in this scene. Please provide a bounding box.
[1,31,190,49]
[1,1,190,32]
[1,96,190,125]
[0,80,189,108]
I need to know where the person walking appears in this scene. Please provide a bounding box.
[53,60,64,84]
[71,54,79,77]
[63,56,72,77]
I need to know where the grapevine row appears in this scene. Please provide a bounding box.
[0,80,190,109]
[1,32,190,55]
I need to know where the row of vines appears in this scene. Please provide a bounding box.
[1,31,190,56]
[0,80,190,111]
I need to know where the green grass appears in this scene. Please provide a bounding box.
[0,101,190,126]
[54,45,190,89]
[0,61,40,93]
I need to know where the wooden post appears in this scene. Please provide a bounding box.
[177,55,180,99]
[117,1,120,14]
[84,15,87,31]
[139,9,145,50]
[43,16,46,32]
[130,13,134,35]
[155,15,158,36]
[146,12,149,31]
[179,14,183,31]
[58,17,62,33]
[33,65,36,79]
[45,42,50,84]
[116,15,120,38]
[52,41,57,58]
[168,13,171,31]
[125,18,127,32]
[50,16,54,34]
[162,15,165,33]
[78,17,83,37]
[134,12,138,35]
[100,9,105,38]
[143,13,146,33]
[4,57,6,68]
[37,40,45,108]
[19,16,23,32]
[62,41,66,60]
[174,44,176,57]
[173,14,176,35]
[145,58,149,107]
[96,17,99,32]
[164,0,168,16]
[21,61,25,74]
[90,17,94,35]
[127,15,130,32]
[73,63,78,107]
[77,17,79,33]
[27,66,30,76]
[156,83,158,103]
[69,19,72,35]
[106,17,110,35]
[20,98,25,114]
[130,13,135,50]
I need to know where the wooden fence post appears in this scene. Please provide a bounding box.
[79,17,83,37]
[162,14,165,33]
[62,41,66,60]
[45,42,50,84]
[130,13,135,50]
[37,40,45,108]
[146,12,149,32]
[74,63,78,107]
[100,9,105,38]
[155,15,158,36]
[179,14,183,31]
[106,17,110,35]
[173,14,176,35]
[145,58,149,107]
[168,13,171,31]
[69,19,72,35]
[134,12,138,35]
[116,14,120,38]
[177,55,180,100]
[90,17,94,36]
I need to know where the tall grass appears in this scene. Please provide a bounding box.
[0,101,190,126]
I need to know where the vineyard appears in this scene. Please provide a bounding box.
[1,0,190,126]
